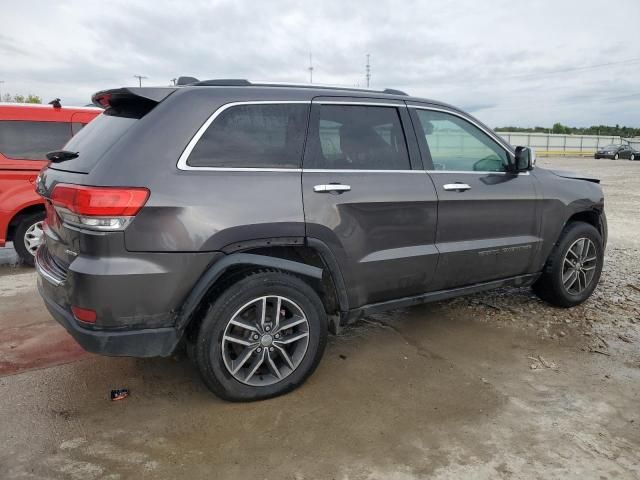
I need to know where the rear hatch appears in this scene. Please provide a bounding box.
[48,87,174,174]
[37,87,175,274]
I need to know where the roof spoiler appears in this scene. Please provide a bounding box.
[92,87,176,109]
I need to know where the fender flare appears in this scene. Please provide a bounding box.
[176,252,323,331]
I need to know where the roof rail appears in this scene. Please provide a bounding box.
[175,77,408,96]
[193,79,252,86]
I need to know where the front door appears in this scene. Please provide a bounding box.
[410,106,541,290]
[302,99,439,308]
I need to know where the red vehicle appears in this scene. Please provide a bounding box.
[0,102,101,264]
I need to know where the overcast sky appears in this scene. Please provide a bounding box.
[1,0,639,127]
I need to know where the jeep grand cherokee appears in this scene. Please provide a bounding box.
[36,79,607,401]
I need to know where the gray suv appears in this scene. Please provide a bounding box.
[35,80,607,401]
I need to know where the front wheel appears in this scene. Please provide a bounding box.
[13,212,45,266]
[614,153,619,160]
[533,222,604,307]
[631,154,635,161]
[194,272,328,401]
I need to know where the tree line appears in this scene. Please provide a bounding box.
[495,123,640,138]
[2,93,42,104]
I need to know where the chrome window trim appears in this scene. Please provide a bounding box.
[177,100,424,173]
[304,169,421,174]
[177,167,421,173]
[177,100,311,171]
[179,167,304,173]
[314,101,405,107]
[408,105,516,172]
[426,170,530,176]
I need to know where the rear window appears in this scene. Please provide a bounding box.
[51,114,136,172]
[0,121,71,160]
[187,104,309,169]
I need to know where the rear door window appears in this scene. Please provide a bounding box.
[305,104,410,170]
[0,121,72,160]
[187,104,309,169]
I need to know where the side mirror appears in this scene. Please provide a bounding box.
[512,146,535,172]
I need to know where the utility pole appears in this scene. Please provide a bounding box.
[308,53,314,84]
[366,54,371,88]
[133,74,148,87]
[0,81,4,101]
[170,78,177,86]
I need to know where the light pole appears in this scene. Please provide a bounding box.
[133,75,148,87]
[0,81,4,101]
[366,54,371,88]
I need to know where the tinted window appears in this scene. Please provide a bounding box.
[414,110,508,172]
[187,104,309,168]
[51,114,136,173]
[0,121,71,160]
[71,122,86,135]
[307,105,410,170]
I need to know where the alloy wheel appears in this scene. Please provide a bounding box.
[562,238,598,295]
[23,221,44,256]
[221,295,310,386]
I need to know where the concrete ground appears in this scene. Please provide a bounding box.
[0,157,638,479]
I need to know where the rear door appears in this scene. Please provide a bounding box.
[409,105,541,290]
[302,98,439,308]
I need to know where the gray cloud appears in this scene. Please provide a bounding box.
[1,0,638,126]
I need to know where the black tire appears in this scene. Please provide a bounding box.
[194,271,328,401]
[13,212,45,267]
[631,154,635,161]
[533,221,604,308]
[614,153,619,160]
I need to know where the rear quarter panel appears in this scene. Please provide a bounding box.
[83,87,311,252]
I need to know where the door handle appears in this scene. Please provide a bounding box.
[443,183,471,192]
[314,184,351,193]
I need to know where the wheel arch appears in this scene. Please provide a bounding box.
[564,209,607,247]
[177,242,349,337]
[6,202,45,243]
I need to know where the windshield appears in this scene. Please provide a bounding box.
[602,145,619,149]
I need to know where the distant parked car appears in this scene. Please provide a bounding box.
[0,102,101,264]
[594,144,638,160]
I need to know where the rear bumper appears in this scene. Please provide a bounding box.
[38,278,179,357]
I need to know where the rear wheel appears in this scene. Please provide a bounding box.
[631,154,635,161]
[13,212,45,266]
[194,272,327,401]
[533,222,604,307]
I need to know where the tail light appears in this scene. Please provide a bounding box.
[50,184,149,231]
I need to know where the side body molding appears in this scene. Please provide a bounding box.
[176,253,323,331]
